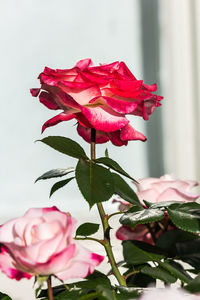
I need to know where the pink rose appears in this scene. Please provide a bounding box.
[0,206,103,281]
[115,174,200,244]
[30,59,163,146]
[137,174,200,204]
[116,225,153,244]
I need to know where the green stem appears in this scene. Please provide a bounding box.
[47,276,54,300]
[107,211,124,220]
[91,128,126,286]
[75,236,104,245]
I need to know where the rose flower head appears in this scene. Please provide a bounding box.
[137,174,200,204]
[115,174,200,244]
[0,206,104,281]
[31,59,163,146]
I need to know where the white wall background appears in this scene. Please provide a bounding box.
[160,0,200,182]
[0,1,145,299]
[0,0,146,221]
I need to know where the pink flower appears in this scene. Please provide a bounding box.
[0,206,103,281]
[116,225,153,244]
[31,59,163,146]
[137,174,200,204]
[115,174,200,244]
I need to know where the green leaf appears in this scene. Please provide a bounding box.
[176,239,200,270]
[142,200,152,208]
[156,229,198,257]
[75,159,114,207]
[167,202,200,233]
[105,148,109,158]
[95,157,137,182]
[49,177,74,197]
[159,260,191,284]
[35,167,75,183]
[111,173,141,207]
[54,289,85,300]
[0,292,12,300]
[150,200,184,209]
[123,241,165,265]
[185,273,200,293]
[76,222,100,236]
[78,291,102,300]
[96,285,114,300]
[116,286,141,299]
[39,136,88,159]
[38,271,111,299]
[125,272,156,289]
[120,208,165,227]
[141,265,177,283]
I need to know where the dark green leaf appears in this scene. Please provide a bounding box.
[159,260,191,284]
[54,289,85,300]
[39,136,88,159]
[176,239,200,270]
[78,291,102,300]
[156,229,198,253]
[35,167,74,183]
[141,265,177,283]
[185,273,200,293]
[142,200,152,208]
[95,157,137,182]
[150,201,184,209]
[75,159,114,207]
[126,272,156,288]
[167,203,200,233]
[111,173,141,207]
[76,223,100,236]
[49,177,74,197]
[96,285,114,300]
[123,241,165,265]
[116,286,141,299]
[0,293,12,300]
[39,270,111,300]
[120,208,165,227]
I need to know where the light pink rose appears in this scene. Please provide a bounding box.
[0,206,103,281]
[137,174,200,204]
[30,59,163,146]
[114,174,200,244]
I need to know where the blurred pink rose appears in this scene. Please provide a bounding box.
[31,59,163,146]
[115,174,200,244]
[137,174,200,204]
[0,206,103,281]
[140,287,199,300]
[116,225,153,244]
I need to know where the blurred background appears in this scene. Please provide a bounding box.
[0,0,199,299]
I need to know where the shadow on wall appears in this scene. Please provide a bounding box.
[140,0,165,177]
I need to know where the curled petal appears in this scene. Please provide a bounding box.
[42,112,76,133]
[120,124,147,142]
[30,88,40,97]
